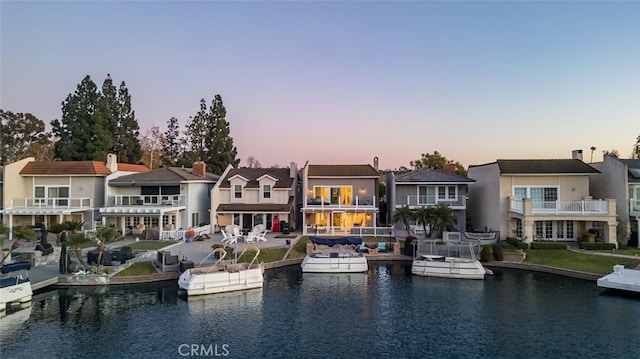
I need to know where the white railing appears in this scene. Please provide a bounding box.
[510,199,608,215]
[12,197,93,209]
[630,198,640,214]
[401,195,466,208]
[304,195,376,209]
[304,225,392,237]
[107,195,186,207]
[159,224,211,241]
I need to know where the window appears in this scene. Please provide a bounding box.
[418,186,436,205]
[262,184,271,199]
[313,186,353,205]
[234,184,242,199]
[35,186,69,206]
[233,214,240,226]
[557,221,564,239]
[418,186,455,204]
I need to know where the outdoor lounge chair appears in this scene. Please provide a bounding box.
[377,242,387,252]
[255,231,267,242]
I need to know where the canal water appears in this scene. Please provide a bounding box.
[1,263,638,359]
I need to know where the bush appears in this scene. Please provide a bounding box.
[505,237,519,247]
[579,242,617,250]
[530,242,567,250]
[492,244,504,261]
[515,242,529,250]
[404,236,416,256]
[480,246,492,262]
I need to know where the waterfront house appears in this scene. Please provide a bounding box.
[2,154,147,238]
[300,159,383,236]
[467,151,617,245]
[210,163,300,233]
[589,154,640,247]
[386,164,475,236]
[100,161,217,237]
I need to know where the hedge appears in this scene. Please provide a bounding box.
[530,242,567,250]
[579,242,617,250]
[505,237,529,250]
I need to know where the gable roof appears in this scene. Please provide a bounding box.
[109,166,219,186]
[395,169,475,183]
[20,161,112,176]
[308,164,379,177]
[495,159,600,175]
[219,168,293,189]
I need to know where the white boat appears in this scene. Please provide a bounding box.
[0,261,33,312]
[301,249,369,273]
[178,245,264,296]
[411,240,488,280]
[597,265,640,293]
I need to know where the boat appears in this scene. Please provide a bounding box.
[0,261,33,312]
[411,240,488,280]
[301,236,368,273]
[178,245,264,296]
[597,264,640,293]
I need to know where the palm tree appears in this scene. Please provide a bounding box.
[49,222,67,245]
[430,203,458,239]
[66,233,92,267]
[95,226,120,265]
[413,206,434,238]
[64,220,84,235]
[392,206,415,235]
[0,225,36,265]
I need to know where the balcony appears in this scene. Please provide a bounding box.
[398,195,466,209]
[303,195,376,210]
[631,198,640,216]
[11,197,93,209]
[510,198,610,215]
[106,195,186,207]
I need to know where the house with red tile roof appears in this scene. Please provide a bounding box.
[1,154,147,239]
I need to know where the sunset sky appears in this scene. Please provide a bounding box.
[1,1,638,170]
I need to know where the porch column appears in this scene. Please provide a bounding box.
[606,219,618,248]
[523,220,534,244]
[8,214,13,240]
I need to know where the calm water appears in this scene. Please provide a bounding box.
[1,263,638,359]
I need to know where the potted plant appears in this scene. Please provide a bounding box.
[185,228,196,243]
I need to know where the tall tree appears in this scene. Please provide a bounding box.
[52,75,100,160]
[246,156,261,168]
[410,151,467,176]
[186,99,208,162]
[632,135,640,159]
[162,116,182,167]
[93,74,118,161]
[205,94,239,173]
[140,126,165,169]
[115,81,142,163]
[603,149,620,158]
[0,109,51,164]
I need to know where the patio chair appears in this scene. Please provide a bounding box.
[244,231,257,243]
[255,231,267,242]
[221,230,233,245]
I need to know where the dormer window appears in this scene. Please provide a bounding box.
[263,184,272,199]
[234,184,243,199]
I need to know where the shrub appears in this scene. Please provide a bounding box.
[505,237,519,247]
[530,242,567,250]
[579,242,616,250]
[492,244,504,261]
[515,242,529,250]
[480,246,492,262]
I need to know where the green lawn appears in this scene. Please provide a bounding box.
[125,241,177,250]
[115,261,158,276]
[524,249,640,275]
[593,247,640,256]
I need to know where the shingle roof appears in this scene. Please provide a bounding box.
[109,167,219,185]
[395,169,475,183]
[216,197,294,213]
[496,159,600,174]
[308,164,379,177]
[219,168,293,189]
[20,161,112,175]
[118,163,149,172]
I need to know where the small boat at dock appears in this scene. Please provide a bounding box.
[597,265,640,293]
[0,261,33,312]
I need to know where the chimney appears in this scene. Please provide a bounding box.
[192,161,206,177]
[572,149,583,161]
[289,162,297,178]
[443,163,456,175]
[106,153,118,173]
[373,157,379,172]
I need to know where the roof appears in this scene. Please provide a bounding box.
[308,164,379,177]
[109,166,219,186]
[219,168,293,189]
[118,163,149,172]
[20,161,112,175]
[216,196,294,213]
[395,169,475,183]
[495,159,600,175]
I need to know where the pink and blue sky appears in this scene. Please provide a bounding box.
[1,1,638,170]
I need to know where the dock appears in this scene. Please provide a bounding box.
[597,265,640,293]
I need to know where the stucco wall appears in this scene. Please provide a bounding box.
[467,163,501,234]
[499,175,592,201]
[3,157,34,210]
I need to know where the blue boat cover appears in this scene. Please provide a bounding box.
[310,236,363,246]
[1,261,31,274]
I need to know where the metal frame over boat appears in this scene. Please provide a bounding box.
[0,261,33,312]
[301,237,368,273]
[178,245,264,296]
[411,240,488,280]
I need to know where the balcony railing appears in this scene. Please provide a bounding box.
[630,198,640,214]
[106,195,186,207]
[399,195,466,208]
[303,225,392,237]
[304,195,376,209]
[510,199,609,215]
[12,197,93,209]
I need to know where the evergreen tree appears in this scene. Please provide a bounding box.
[52,75,100,160]
[205,94,239,174]
[187,99,208,161]
[115,81,142,163]
[93,74,118,161]
[163,116,182,167]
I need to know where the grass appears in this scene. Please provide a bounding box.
[524,249,640,275]
[595,247,640,256]
[125,241,177,250]
[115,261,157,276]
